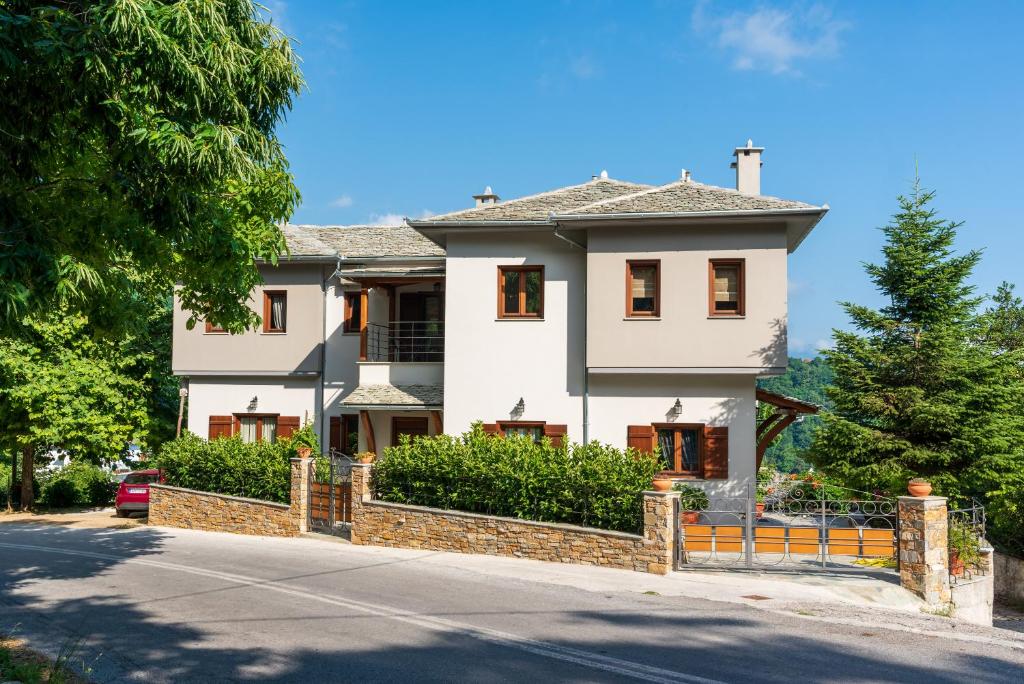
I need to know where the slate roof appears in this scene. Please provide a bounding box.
[559,179,819,216]
[341,384,444,408]
[417,177,652,224]
[282,224,444,258]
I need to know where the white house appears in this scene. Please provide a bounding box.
[172,141,827,496]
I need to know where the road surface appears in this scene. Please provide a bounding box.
[1,520,1022,682]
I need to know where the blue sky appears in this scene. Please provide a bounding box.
[272,1,1024,355]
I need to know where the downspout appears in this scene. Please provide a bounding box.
[317,255,343,453]
[552,224,588,444]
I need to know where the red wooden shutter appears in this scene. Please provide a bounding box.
[278,416,300,439]
[481,423,501,436]
[329,416,341,451]
[626,425,655,454]
[209,416,233,440]
[703,426,729,479]
[543,424,568,447]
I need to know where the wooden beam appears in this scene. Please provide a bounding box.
[358,286,369,361]
[756,389,819,414]
[430,410,443,434]
[756,411,784,440]
[756,412,798,470]
[359,410,376,455]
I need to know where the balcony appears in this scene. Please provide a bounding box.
[362,321,444,363]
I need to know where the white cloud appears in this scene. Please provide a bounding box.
[369,213,405,226]
[330,194,353,208]
[693,2,849,75]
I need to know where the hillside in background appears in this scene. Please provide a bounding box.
[757,357,833,472]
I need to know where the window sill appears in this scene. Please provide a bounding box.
[623,316,661,321]
[203,332,228,335]
[260,331,288,335]
[707,315,745,320]
[494,318,545,322]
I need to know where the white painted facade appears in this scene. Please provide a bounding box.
[186,376,319,437]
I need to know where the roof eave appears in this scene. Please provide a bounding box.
[551,207,826,222]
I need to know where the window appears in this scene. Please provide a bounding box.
[236,414,278,443]
[205,320,226,333]
[391,416,429,447]
[330,414,360,454]
[263,291,287,332]
[655,424,702,475]
[498,422,545,443]
[343,291,361,333]
[485,421,567,447]
[498,265,544,318]
[709,259,745,316]
[626,260,660,317]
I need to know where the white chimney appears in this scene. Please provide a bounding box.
[472,185,500,207]
[730,139,764,195]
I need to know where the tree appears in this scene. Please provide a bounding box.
[757,356,833,472]
[809,181,1024,513]
[0,1,302,333]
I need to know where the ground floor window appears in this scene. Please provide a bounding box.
[626,423,728,480]
[483,421,567,447]
[237,414,278,443]
[498,421,545,443]
[655,424,702,475]
[392,416,429,447]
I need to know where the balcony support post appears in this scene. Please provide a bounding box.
[358,286,369,361]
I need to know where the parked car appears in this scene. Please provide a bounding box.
[115,469,163,518]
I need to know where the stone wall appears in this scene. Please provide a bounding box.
[995,551,1024,604]
[149,457,313,537]
[348,464,677,574]
[897,496,951,606]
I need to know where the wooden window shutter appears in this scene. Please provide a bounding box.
[626,425,655,454]
[702,426,729,479]
[209,416,233,440]
[278,416,300,439]
[329,416,341,451]
[543,424,567,447]
[481,423,501,436]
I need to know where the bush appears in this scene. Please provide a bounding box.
[372,424,661,534]
[38,461,117,508]
[0,461,9,508]
[157,425,318,503]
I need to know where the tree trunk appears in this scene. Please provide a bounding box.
[20,445,33,511]
[6,449,17,510]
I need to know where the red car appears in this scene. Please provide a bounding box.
[115,469,164,518]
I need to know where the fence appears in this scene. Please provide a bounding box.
[948,499,987,583]
[309,450,352,535]
[363,320,445,362]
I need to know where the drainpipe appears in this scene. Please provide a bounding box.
[317,255,344,453]
[552,223,589,444]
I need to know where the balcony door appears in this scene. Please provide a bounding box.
[391,416,429,447]
[398,292,444,362]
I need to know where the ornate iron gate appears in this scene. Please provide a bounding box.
[675,482,898,573]
[309,451,353,535]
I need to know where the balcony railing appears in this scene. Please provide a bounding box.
[362,321,444,362]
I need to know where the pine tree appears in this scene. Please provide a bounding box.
[809,181,1024,506]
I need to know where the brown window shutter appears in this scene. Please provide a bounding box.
[703,426,729,479]
[481,423,501,436]
[278,416,300,439]
[626,425,655,454]
[329,416,341,451]
[543,424,568,447]
[209,416,233,440]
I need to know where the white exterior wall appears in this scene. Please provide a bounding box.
[443,233,585,440]
[359,411,442,454]
[588,373,757,498]
[323,282,361,436]
[186,377,319,438]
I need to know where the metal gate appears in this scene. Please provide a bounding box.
[675,481,898,573]
[309,451,353,535]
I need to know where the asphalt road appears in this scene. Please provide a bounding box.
[1,522,1022,683]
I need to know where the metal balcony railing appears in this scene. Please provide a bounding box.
[363,321,444,362]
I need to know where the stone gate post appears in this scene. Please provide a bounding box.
[290,457,314,534]
[898,495,951,607]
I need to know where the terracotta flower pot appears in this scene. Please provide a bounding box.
[950,550,965,577]
[907,480,932,497]
[755,502,765,519]
[681,511,700,525]
[295,446,312,459]
[356,452,375,464]
[652,477,673,492]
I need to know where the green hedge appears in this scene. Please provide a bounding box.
[38,461,117,508]
[373,424,661,534]
[156,425,317,504]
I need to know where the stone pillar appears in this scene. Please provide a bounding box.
[289,457,314,534]
[898,496,951,606]
[349,463,372,545]
[642,490,679,575]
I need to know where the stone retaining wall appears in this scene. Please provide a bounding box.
[348,464,677,574]
[995,551,1024,604]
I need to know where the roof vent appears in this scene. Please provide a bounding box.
[681,169,692,182]
[472,185,500,207]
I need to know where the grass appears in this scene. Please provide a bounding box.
[0,633,91,683]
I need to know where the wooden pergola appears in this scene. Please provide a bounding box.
[755,389,820,469]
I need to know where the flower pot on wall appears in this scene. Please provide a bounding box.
[907,479,932,497]
[652,476,672,492]
[295,446,313,459]
[755,502,765,519]
[356,452,375,465]
[681,511,700,525]
[950,550,965,577]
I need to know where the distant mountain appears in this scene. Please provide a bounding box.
[756,356,833,473]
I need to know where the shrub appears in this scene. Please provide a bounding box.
[38,461,116,508]
[157,425,318,504]
[0,461,9,508]
[372,424,661,533]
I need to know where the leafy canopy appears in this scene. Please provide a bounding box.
[0,0,303,333]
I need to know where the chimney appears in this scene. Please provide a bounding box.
[472,185,500,207]
[730,139,764,195]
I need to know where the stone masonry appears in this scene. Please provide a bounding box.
[898,495,951,606]
[348,464,679,574]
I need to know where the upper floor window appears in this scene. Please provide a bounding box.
[626,260,660,317]
[709,259,745,316]
[498,265,544,318]
[343,291,361,333]
[205,320,226,334]
[263,291,287,333]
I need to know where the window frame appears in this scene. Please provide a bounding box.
[263,290,288,333]
[343,291,361,334]
[497,265,545,319]
[708,258,745,317]
[205,320,227,334]
[652,422,705,477]
[497,420,547,443]
[232,413,280,443]
[625,259,661,318]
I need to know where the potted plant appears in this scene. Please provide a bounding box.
[907,478,932,497]
[755,490,766,519]
[673,483,708,524]
[948,519,980,577]
[652,474,673,491]
[356,451,375,464]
